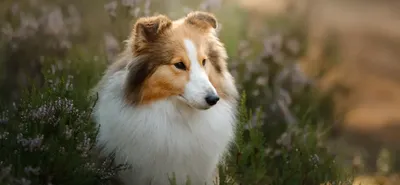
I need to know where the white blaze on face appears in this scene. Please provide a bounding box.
[182,39,218,109]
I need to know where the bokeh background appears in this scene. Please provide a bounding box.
[1,0,400,184]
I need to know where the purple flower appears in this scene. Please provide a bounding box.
[130,7,141,17]
[0,132,10,140]
[11,3,20,16]
[121,0,136,7]
[16,178,31,185]
[0,111,8,125]
[76,133,92,157]
[24,166,40,175]
[104,32,120,63]
[263,34,283,57]
[65,5,81,35]
[64,125,73,139]
[44,8,65,36]
[200,0,223,11]
[286,39,300,55]
[104,1,118,17]
[17,134,44,152]
[0,162,12,177]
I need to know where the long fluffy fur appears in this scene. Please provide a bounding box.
[92,11,238,185]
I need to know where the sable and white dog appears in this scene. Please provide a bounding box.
[92,11,239,185]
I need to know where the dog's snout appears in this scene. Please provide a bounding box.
[205,94,220,106]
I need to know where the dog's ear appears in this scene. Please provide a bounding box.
[132,14,172,53]
[185,11,218,31]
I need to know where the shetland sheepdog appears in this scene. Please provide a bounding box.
[92,11,239,185]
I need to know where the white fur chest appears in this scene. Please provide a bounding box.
[93,71,237,185]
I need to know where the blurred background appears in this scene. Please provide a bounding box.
[1,0,400,184]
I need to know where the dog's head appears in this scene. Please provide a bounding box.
[123,11,234,110]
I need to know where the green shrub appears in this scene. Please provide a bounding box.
[0,61,127,185]
[217,92,353,185]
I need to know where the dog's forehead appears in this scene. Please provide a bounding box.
[170,22,207,51]
[170,28,206,54]
[172,17,185,29]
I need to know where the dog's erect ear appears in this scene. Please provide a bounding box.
[185,11,218,31]
[132,14,172,53]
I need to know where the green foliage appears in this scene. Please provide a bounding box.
[0,61,127,185]
[217,92,353,185]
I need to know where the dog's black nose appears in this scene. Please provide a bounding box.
[205,94,220,106]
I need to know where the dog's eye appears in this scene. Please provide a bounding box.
[202,59,206,66]
[174,61,186,70]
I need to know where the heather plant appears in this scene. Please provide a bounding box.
[213,18,354,184]
[0,60,128,185]
[0,0,82,102]
[216,93,352,185]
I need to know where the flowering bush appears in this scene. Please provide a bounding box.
[0,64,128,185]
[0,0,82,102]
[218,93,352,185]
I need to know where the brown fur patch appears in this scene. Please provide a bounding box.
[185,11,218,31]
[207,40,225,74]
[124,50,175,105]
[132,14,173,55]
[140,64,189,105]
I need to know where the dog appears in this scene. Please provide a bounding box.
[91,11,239,185]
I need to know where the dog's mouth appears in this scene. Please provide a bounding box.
[177,94,191,106]
[177,94,211,110]
[177,94,186,101]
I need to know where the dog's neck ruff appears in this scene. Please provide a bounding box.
[94,70,236,185]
